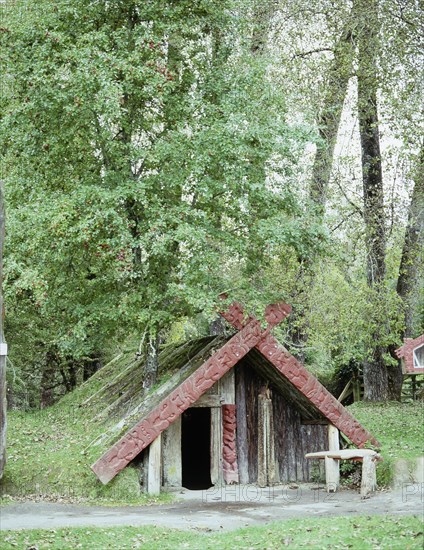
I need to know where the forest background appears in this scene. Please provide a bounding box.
[0,0,422,426]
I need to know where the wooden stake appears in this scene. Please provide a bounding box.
[211,407,223,486]
[326,424,340,492]
[162,417,181,487]
[360,454,377,498]
[325,456,340,493]
[147,434,162,495]
[258,394,275,487]
[328,424,340,451]
[257,395,267,488]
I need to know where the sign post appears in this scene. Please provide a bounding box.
[0,180,7,479]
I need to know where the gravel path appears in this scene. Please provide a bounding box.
[1,483,423,532]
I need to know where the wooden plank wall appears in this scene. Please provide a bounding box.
[235,362,259,482]
[235,361,328,483]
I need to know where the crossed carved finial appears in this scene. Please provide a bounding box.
[220,300,291,331]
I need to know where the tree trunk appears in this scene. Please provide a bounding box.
[0,180,6,479]
[388,147,424,399]
[290,7,358,357]
[356,0,389,401]
[251,0,274,55]
[40,350,57,408]
[396,147,424,337]
[143,331,159,390]
[310,5,358,208]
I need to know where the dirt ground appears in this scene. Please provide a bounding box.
[1,483,423,532]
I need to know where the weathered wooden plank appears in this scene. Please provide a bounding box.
[325,456,339,493]
[273,395,288,482]
[257,394,268,488]
[360,455,377,498]
[306,449,380,460]
[268,394,279,484]
[162,416,181,487]
[257,393,278,487]
[210,407,223,486]
[245,366,259,483]
[235,364,249,484]
[190,395,222,408]
[219,369,235,404]
[300,424,327,481]
[286,406,297,482]
[147,435,162,495]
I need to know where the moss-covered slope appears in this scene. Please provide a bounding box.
[1,336,224,502]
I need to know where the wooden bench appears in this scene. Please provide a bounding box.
[305,449,382,497]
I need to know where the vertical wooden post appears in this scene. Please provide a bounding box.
[360,455,377,498]
[211,407,223,485]
[326,424,340,492]
[328,424,340,452]
[257,395,268,488]
[353,379,361,402]
[268,397,278,484]
[0,180,6,480]
[162,416,181,487]
[147,434,162,495]
[258,394,276,487]
[235,366,249,484]
[411,375,417,400]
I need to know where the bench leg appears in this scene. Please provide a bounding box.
[360,455,377,498]
[325,456,340,493]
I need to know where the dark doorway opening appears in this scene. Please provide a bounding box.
[181,407,213,490]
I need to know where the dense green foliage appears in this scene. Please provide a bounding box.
[1,0,328,404]
[0,0,422,404]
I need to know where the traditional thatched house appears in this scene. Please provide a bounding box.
[91,302,379,493]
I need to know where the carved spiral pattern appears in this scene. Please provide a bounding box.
[222,404,239,484]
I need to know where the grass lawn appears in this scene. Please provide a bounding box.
[1,515,423,549]
[348,401,423,485]
[348,401,424,461]
[0,405,163,504]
